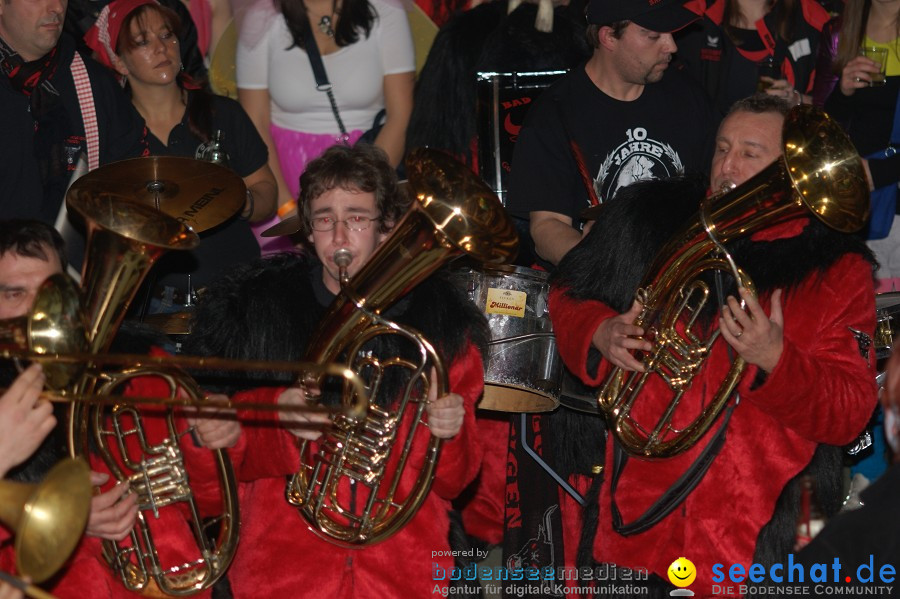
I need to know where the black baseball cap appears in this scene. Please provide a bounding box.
[586,0,699,33]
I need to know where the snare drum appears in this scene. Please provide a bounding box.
[452,265,561,412]
[875,292,900,361]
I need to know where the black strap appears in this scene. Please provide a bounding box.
[609,398,737,536]
[300,18,349,144]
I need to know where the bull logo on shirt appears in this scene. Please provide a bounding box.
[595,127,684,205]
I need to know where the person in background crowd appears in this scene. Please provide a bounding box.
[85,0,277,314]
[506,0,713,270]
[813,0,900,288]
[236,0,415,226]
[678,0,831,115]
[0,0,143,267]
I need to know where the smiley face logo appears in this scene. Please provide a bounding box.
[667,557,696,588]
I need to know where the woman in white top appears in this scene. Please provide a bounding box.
[237,0,415,219]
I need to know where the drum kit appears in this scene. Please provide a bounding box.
[67,156,248,339]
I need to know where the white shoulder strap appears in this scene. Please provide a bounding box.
[70,53,99,172]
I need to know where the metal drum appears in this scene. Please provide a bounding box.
[452,265,561,412]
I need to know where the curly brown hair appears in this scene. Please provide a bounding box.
[298,144,411,236]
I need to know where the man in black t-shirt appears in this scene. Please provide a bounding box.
[507,0,715,269]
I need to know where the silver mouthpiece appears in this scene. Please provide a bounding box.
[333,249,352,268]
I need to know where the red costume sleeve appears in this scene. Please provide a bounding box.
[233,386,300,481]
[738,253,878,444]
[548,285,618,385]
[429,342,486,500]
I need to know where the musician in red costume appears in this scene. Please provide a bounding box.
[184,144,490,597]
[547,95,879,597]
[0,219,241,598]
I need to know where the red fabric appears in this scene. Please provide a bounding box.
[83,0,159,69]
[458,413,510,545]
[227,343,485,598]
[549,252,878,598]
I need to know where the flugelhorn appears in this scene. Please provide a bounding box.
[598,105,869,459]
[286,148,518,545]
[0,458,92,584]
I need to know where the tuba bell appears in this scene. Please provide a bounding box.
[0,273,87,390]
[286,148,518,545]
[64,192,240,595]
[598,105,870,459]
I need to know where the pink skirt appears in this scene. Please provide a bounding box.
[251,124,363,255]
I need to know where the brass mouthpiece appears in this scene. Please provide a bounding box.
[334,249,352,286]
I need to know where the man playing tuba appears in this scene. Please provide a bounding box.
[548,95,878,596]
[184,144,492,598]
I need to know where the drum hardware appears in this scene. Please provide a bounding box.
[874,292,900,361]
[0,458,92,584]
[475,71,567,205]
[518,414,585,506]
[598,105,869,459]
[67,156,247,233]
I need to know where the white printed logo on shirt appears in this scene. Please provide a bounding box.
[788,38,811,61]
[595,127,685,204]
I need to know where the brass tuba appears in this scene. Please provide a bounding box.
[286,148,518,545]
[598,105,869,459]
[65,192,240,595]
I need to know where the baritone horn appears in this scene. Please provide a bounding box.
[286,148,518,545]
[598,105,869,459]
[63,192,239,596]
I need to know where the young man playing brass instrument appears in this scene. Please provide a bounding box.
[185,143,492,597]
[547,95,878,597]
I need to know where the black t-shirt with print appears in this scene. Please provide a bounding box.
[507,63,715,236]
[145,92,268,294]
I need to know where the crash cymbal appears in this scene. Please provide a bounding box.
[144,309,193,335]
[261,216,301,237]
[67,156,246,233]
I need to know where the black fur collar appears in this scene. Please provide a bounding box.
[554,176,875,313]
[185,254,490,393]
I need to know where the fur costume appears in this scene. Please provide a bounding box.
[183,253,490,598]
[549,177,879,598]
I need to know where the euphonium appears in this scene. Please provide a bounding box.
[598,105,870,459]
[65,193,240,595]
[286,148,518,545]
